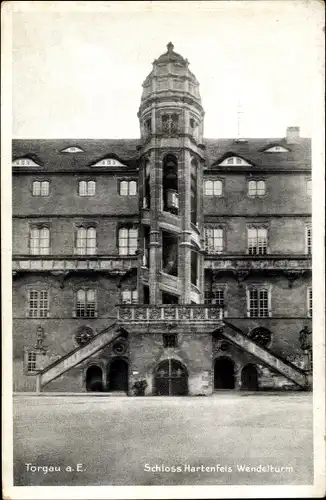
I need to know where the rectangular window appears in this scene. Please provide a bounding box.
[28,290,49,318]
[248,227,268,255]
[78,181,96,196]
[121,290,138,304]
[30,227,50,255]
[204,289,225,316]
[306,226,312,255]
[248,288,269,318]
[204,180,223,196]
[205,228,223,254]
[27,351,37,372]
[163,333,177,348]
[119,180,137,196]
[32,181,49,196]
[211,289,224,307]
[25,350,44,373]
[76,227,96,255]
[308,287,312,317]
[118,228,138,255]
[75,289,96,318]
[248,180,266,197]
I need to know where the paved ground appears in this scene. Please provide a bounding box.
[13,392,313,486]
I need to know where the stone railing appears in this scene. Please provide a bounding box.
[12,257,137,273]
[204,257,311,271]
[117,304,224,322]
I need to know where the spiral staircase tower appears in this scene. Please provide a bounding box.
[137,42,206,305]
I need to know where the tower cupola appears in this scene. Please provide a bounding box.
[138,43,204,144]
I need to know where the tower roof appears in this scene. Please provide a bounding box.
[154,42,188,66]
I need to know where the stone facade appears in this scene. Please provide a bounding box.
[12,44,312,394]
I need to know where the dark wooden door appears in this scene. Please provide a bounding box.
[155,360,188,396]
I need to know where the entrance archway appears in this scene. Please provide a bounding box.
[86,365,103,392]
[108,358,128,392]
[214,357,235,389]
[241,364,259,390]
[154,359,188,396]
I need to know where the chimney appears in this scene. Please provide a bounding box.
[286,126,300,144]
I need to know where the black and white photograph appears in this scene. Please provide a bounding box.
[2,1,325,498]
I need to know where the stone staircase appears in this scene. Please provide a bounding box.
[221,321,308,389]
[38,321,119,389]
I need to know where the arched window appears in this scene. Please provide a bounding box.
[30,226,50,255]
[76,227,96,255]
[119,180,137,196]
[78,180,96,196]
[204,179,223,196]
[248,180,266,197]
[32,181,49,196]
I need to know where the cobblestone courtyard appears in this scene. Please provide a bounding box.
[13,392,313,486]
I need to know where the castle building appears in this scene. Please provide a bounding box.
[12,43,312,395]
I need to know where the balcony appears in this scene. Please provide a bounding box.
[117,304,224,323]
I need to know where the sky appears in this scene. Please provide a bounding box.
[11,1,324,139]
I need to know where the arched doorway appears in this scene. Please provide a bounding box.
[108,358,128,392]
[86,365,103,392]
[154,359,188,396]
[214,357,235,389]
[241,364,259,390]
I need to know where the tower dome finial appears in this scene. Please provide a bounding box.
[167,42,174,53]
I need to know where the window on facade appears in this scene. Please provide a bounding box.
[306,179,312,196]
[75,289,96,318]
[118,228,138,255]
[204,288,225,307]
[121,290,138,304]
[205,228,224,254]
[28,290,49,318]
[144,118,152,135]
[78,181,96,196]
[30,227,50,255]
[264,146,289,153]
[204,180,223,196]
[25,350,44,373]
[119,180,137,196]
[161,113,179,134]
[163,333,177,348]
[61,146,84,153]
[76,227,96,255]
[307,287,312,317]
[248,180,266,196]
[248,227,268,255]
[248,288,269,317]
[306,226,312,255]
[13,158,40,167]
[32,181,49,196]
[27,351,37,372]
